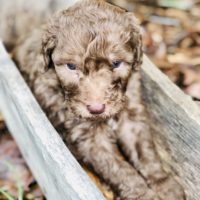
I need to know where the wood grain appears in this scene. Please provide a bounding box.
[0,41,105,200]
[141,55,200,200]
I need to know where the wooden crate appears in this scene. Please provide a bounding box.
[0,41,200,200]
[141,55,200,200]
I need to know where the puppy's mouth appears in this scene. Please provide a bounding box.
[85,114,111,122]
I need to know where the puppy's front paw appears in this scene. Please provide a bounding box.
[152,176,186,200]
[116,187,159,200]
[136,189,159,200]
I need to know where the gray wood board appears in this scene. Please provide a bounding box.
[141,55,200,200]
[0,41,105,200]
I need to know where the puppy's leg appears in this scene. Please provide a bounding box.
[68,122,158,200]
[117,73,185,200]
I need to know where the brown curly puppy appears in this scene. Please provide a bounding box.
[12,0,185,199]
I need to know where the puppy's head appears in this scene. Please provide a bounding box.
[42,0,143,119]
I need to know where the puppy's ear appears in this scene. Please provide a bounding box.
[131,32,143,71]
[42,26,57,71]
[126,13,143,71]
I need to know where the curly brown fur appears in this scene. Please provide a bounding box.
[11,0,185,199]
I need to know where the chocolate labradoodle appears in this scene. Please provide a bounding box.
[2,0,186,199]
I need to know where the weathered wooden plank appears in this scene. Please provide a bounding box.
[0,41,105,200]
[141,55,200,200]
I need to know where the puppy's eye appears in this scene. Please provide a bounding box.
[112,61,122,69]
[65,63,77,70]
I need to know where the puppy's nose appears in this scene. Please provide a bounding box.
[87,103,105,115]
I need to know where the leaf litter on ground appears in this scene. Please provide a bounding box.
[0,122,44,200]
